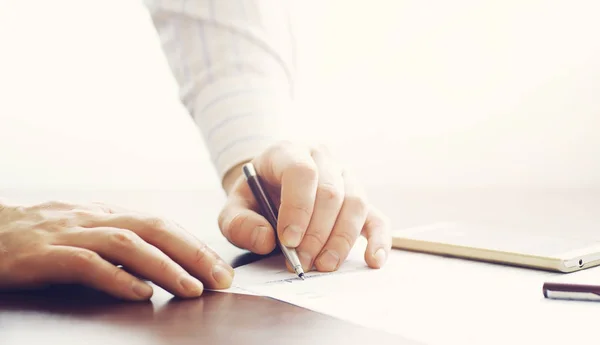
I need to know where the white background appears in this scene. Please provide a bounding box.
[1,0,599,190]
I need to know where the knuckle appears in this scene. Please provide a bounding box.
[344,195,368,216]
[145,216,168,231]
[39,200,76,210]
[35,218,73,232]
[193,247,207,264]
[333,231,355,251]
[303,231,327,249]
[285,201,312,218]
[71,210,95,218]
[226,213,253,245]
[53,218,73,229]
[227,213,251,234]
[69,250,99,269]
[288,161,318,179]
[54,201,76,209]
[157,259,171,274]
[316,183,343,203]
[90,202,114,214]
[69,210,96,228]
[192,245,212,265]
[112,266,129,282]
[34,201,54,209]
[108,230,138,248]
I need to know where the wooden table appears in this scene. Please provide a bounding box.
[2,187,599,345]
[0,188,419,345]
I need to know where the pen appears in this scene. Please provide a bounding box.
[543,282,600,301]
[242,162,306,280]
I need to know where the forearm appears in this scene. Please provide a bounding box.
[144,0,295,187]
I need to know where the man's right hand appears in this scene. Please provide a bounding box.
[0,199,234,301]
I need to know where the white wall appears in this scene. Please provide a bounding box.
[1,0,599,190]
[0,0,217,190]
[293,1,600,188]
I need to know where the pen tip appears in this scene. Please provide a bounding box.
[299,273,305,280]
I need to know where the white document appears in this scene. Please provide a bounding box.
[220,239,373,295]
[227,239,426,341]
[220,237,600,345]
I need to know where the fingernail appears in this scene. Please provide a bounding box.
[212,264,233,286]
[374,248,387,267]
[282,225,303,247]
[179,275,204,296]
[251,226,269,251]
[132,281,153,299]
[298,251,312,271]
[318,250,340,271]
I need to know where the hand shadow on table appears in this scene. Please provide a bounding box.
[0,284,156,322]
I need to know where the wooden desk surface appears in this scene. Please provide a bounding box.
[2,187,599,345]
[0,188,418,345]
[0,285,410,345]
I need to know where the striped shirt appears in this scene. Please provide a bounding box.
[143,0,295,180]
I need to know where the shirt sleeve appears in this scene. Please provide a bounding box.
[143,0,295,180]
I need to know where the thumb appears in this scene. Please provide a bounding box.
[361,207,392,269]
[218,184,277,255]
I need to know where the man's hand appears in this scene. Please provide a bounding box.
[218,141,391,272]
[0,200,234,301]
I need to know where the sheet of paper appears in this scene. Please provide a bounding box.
[217,240,373,295]
[220,237,600,345]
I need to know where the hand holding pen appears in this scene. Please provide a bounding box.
[242,162,305,279]
[218,142,392,275]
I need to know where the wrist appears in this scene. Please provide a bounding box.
[221,160,252,195]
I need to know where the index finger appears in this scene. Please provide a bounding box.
[252,142,318,248]
[82,214,234,290]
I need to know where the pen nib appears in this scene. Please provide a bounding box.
[293,265,306,280]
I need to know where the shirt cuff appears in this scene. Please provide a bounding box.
[192,75,292,181]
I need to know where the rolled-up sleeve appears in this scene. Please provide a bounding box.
[143,0,295,180]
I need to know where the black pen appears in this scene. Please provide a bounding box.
[242,162,305,280]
